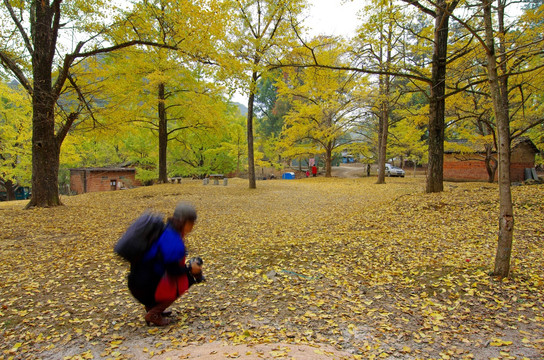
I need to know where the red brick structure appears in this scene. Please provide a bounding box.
[443,138,539,182]
[70,167,140,194]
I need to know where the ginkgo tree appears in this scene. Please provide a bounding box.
[164,93,236,177]
[399,0,462,193]
[446,0,544,276]
[277,37,368,177]
[106,0,229,183]
[0,0,192,207]
[388,117,427,175]
[0,82,32,200]
[97,47,229,180]
[351,0,417,184]
[292,0,462,192]
[211,107,248,177]
[226,0,307,188]
[446,78,498,183]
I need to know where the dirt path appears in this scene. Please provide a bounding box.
[331,164,367,178]
[128,342,354,359]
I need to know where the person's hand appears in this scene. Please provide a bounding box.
[190,261,202,276]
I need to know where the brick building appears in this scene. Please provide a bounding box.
[443,138,540,182]
[70,167,140,195]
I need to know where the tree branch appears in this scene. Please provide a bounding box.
[49,0,62,65]
[402,0,436,17]
[0,51,33,95]
[3,0,33,55]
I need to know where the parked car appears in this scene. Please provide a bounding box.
[384,163,405,177]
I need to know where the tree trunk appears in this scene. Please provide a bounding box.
[246,71,258,189]
[4,180,16,201]
[26,1,61,208]
[325,145,332,177]
[376,11,393,185]
[237,137,241,177]
[376,101,389,184]
[483,0,514,277]
[426,0,451,194]
[485,144,498,183]
[158,82,168,183]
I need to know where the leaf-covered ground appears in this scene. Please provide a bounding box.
[0,177,543,360]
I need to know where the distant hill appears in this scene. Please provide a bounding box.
[7,79,21,90]
[234,102,248,117]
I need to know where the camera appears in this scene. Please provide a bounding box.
[188,257,205,283]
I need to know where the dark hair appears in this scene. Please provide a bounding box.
[168,202,197,232]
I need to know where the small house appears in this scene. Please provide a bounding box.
[70,167,140,195]
[443,138,540,182]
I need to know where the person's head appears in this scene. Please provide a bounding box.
[170,202,197,236]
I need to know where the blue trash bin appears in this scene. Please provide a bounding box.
[282,172,295,180]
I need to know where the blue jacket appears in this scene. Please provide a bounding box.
[143,224,187,276]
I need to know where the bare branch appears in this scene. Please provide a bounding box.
[3,0,33,55]
[402,0,436,17]
[0,51,33,95]
[49,0,62,65]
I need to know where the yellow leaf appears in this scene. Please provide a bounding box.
[490,338,513,346]
[81,350,94,359]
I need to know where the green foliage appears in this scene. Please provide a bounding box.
[255,72,290,139]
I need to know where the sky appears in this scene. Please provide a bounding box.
[305,0,362,38]
[231,0,362,104]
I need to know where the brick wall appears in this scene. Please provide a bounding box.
[70,169,139,194]
[444,143,536,182]
[443,157,494,182]
[70,170,86,194]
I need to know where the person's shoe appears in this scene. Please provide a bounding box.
[145,306,172,317]
[145,311,171,326]
[144,303,172,326]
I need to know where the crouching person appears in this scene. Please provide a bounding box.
[127,202,204,326]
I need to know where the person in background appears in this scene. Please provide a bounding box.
[312,165,317,177]
[128,202,204,326]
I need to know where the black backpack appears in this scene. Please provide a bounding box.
[114,212,165,263]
